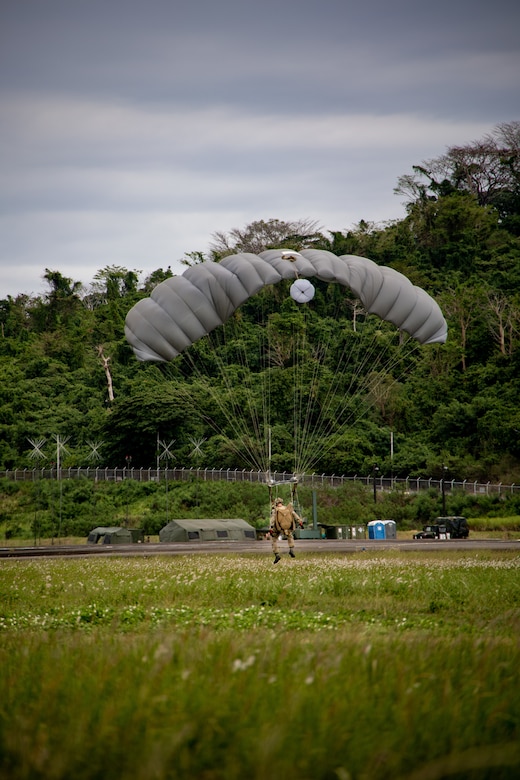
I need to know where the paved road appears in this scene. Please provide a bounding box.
[1,537,519,559]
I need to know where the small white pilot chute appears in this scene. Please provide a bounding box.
[290,278,315,303]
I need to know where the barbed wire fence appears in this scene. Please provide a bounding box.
[1,466,519,498]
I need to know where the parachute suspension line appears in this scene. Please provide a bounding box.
[228,319,267,470]
[288,301,324,473]
[292,327,303,477]
[178,291,278,477]
[171,367,265,472]
[296,317,348,473]
[268,425,272,483]
[298,334,422,475]
[180,325,267,473]
[289,295,366,475]
[171,289,423,480]
[288,294,423,476]
[297,337,391,473]
[215,318,272,473]
[171,290,290,478]
[256,289,278,479]
[292,307,333,476]
[292,299,331,474]
[300,324,383,455]
[260,297,274,481]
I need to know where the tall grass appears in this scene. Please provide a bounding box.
[468,515,520,534]
[1,550,519,779]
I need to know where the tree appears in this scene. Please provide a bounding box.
[36,269,83,330]
[180,252,206,267]
[101,381,207,467]
[90,266,140,303]
[441,285,478,371]
[97,346,115,402]
[394,121,520,234]
[142,267,174,290]
[43,269,83,300]
[210,218,323,258]
[484,289,520,357]
[402,191,500,275]
[0,295,32,344]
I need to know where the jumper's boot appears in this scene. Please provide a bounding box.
[273,554,281,564]
[289,549,296,558]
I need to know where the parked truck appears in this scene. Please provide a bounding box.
[413,516,469,540]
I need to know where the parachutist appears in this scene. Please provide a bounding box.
[270,497,303,561]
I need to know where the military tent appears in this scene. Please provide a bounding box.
[159,518,256,543]
[87,526,133,545]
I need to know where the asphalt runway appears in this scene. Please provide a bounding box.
[1,537,519,559]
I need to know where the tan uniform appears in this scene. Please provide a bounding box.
[270,500,302,557]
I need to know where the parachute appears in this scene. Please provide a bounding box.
[125,250,447,478]
[125,250,447,362]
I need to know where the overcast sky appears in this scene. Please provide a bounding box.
[1,0,518,299]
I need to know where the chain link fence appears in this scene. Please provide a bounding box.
[2,467,519,497]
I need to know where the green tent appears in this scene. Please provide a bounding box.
[87,526,133,545]
[159,518,256,543]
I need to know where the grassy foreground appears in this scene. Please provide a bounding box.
[1,550,519,779]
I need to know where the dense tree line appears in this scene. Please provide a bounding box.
[1,122,520,484]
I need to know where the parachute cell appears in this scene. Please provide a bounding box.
[125,250,448,361]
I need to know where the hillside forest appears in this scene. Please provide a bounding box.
[1,121,520,488]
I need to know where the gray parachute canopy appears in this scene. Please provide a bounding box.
[125,249,448,362]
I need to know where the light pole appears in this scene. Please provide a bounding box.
[87,441,104,527]
[53,434,70,544]
[28,438,47,546]
[441,465,448,515]
[189,437,206,509]
[373,465,379,504]
[125,455,132,526]
[158,439,176,523]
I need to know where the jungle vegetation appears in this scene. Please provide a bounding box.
[1,121,520,485]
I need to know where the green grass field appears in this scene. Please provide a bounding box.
[1,549,519,779]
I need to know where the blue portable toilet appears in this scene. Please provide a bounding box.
[368,520,396,540]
